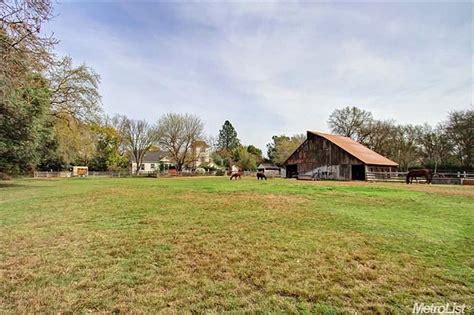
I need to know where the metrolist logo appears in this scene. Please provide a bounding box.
[412,303,467,314]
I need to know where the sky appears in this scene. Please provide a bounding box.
[45,1,473,152]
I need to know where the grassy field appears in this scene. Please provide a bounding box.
[1,177,473,313]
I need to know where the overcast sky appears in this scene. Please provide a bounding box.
[45,1,473,151]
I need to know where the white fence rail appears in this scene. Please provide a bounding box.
[34,171,72,178]
[366,171,407,182]
[366,171,474,184]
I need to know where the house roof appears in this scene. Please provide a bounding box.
[308,131,398,166]
[142,151,167,163]
[257,163,280,170]
[192,140,209,148]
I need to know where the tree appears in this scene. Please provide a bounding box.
[418,124,453,172]
[444,109,474,168]
[48,56,102,122]
[1,0,56,89]
[361,119,397,157]
[235,146,257,171]
[90,122,128,171]
[156,113,204,172]
[1,1,57,176]
[1,1,107,176]
[328,106,373,142]
[247,145,262,157]
[246,144,263,164]
[217,120,240,153]
[211,151,226,167]
[0,74,51,174]
[267,134,306,166]
[52,116,96,167]
[391,124,423,171]
[121,118,158,175]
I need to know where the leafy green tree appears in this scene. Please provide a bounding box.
[244,145,262,165]
[267,134,306,166]
[247,144,262,157]
[217,120,240,154]
[53,117,97,167]
[235,146,257,171]
[211,151,226,167]
[1,1,105,175]
[90,123,128,171]
[36,118,62,171]
[0,74,51,175]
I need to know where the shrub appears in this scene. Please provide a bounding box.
[0,172,12,180]
[195,167,206,175]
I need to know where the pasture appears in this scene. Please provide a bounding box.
[1,177,473,313]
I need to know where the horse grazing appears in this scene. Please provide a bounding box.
[229,173,241,180]
[406,169,432,184]
[256,172,267,180]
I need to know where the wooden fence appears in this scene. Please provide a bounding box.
[88,171,132,177]
[366,171,474,184]
[34,171,72,178]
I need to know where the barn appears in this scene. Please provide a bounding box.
[283,131,398,180]
[257,163,281,177]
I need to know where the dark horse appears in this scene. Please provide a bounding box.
[406,169,432,184]
[256,172,267,180]
[230,173,241,180]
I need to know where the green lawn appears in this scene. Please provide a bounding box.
[1,177,473,313]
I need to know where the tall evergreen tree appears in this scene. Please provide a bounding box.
[217,120,240,152]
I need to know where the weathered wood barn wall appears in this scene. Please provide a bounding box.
[283,131,398,180]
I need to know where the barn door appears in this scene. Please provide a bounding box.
[351,165,365,180]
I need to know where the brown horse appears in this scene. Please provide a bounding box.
[406,169,432,184]
[229,173,241,180]
[256,172,267,180]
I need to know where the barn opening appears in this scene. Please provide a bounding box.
[351,165,365,180]
[286,164,298,178]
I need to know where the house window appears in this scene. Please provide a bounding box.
[140,164,145,170]
[150,163,155,169]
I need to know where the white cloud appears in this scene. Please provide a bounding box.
[46,2,473,152]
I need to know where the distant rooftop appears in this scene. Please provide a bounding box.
[258,163,280,170]
[141,151,167,163]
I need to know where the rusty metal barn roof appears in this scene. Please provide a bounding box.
[309,131,399,166]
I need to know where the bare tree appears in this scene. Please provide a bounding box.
[48,56,102,122]
[362,119,397,156]
[418,124,453,173]
[121,118,158,175]
[444,109,474,168]
[328,106,373,142]
[156,113,204,172]
[1,0,57,87]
